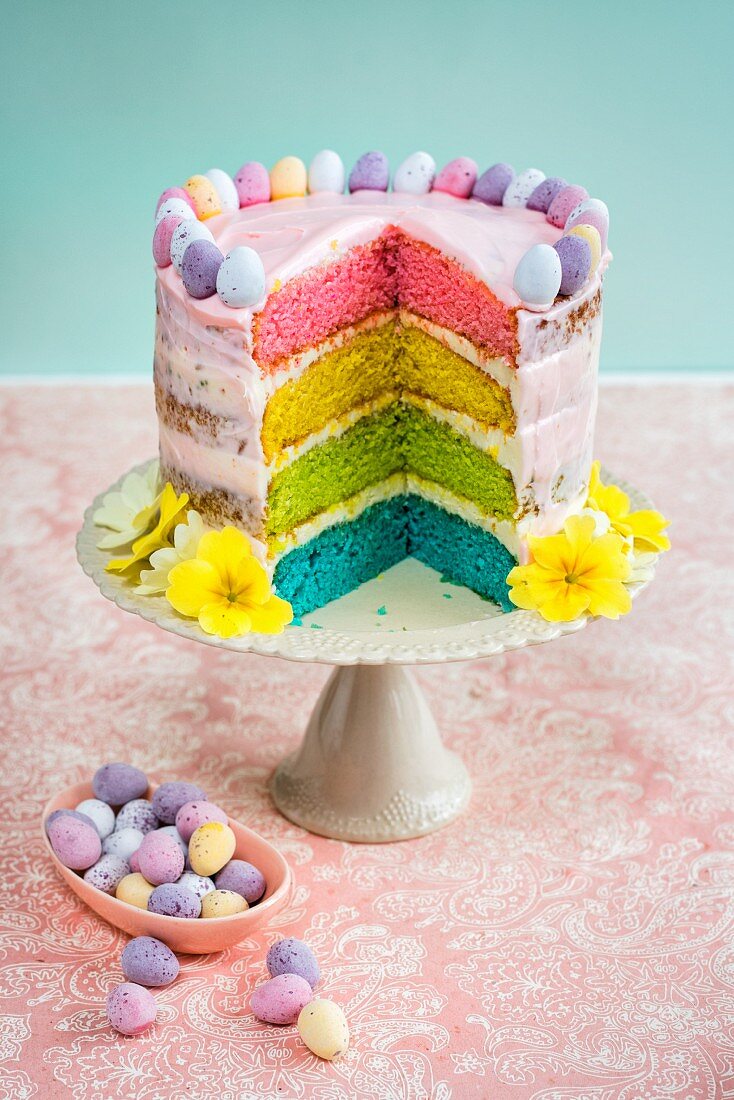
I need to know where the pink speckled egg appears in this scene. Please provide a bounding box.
[546,184,589,228]
[433,157,478,199]
[48,815,101,871]
[565,198,609,251]
[129,848,141,873]
[155,187,196,216]
[234,161,271,207]
[152,215,183,267]
[250,973,313,1025]
[175,800,229,843]
[106,982,157,1036]
[136,831,185,886]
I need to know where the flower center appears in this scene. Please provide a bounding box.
[226,591,238,603]
[565,572,579,585]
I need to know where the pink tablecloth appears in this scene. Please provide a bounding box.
[1,381,733,1100]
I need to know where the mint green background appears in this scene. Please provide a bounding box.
[2,0,731,375]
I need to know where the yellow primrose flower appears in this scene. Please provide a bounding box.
[508,514,632,622]
[136,510,207,595]
[106,483,189,575]
[587,462,670,553]
[166,526,293,638]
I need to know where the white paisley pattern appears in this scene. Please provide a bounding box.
[0,381,732,1100]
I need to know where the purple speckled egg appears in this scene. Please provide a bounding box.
[152,782,207,825]
[472,163,514,205]
[250,973,313,1025]
[115,799,159,835]
[148,883,201,919]
[136,831,185,886]
[83,854,129,894]
[433,157,478,199]
[92,763,148,806]
[215,859,266,904]
[155,186,196,216]
[546,183,589,228]
[266,938,320,988]
[48,815,101,871]
[106,982,157,1036]
[234,161,271,207]
[175,800,228,843]
[181,240,223,300]
[121,936,179,987]
[554,234,592,295]
[152,214,183,268]
[45,808,97,836]
[526,176,567,213]
[348,151,389,193]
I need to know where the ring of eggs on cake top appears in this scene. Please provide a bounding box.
[152,152,609,315]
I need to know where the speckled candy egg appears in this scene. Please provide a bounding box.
[75,798,116,839]
[503,167,545,207]
[148,883,201,919]
[181,239,224,299]
[526,176,567,213]
[554,234,592,295]
[184,174,221,219]
[170,220,215,275]
[154,197,196,226]
[308,150,345,194]
[83,854,129,894]
[103,827,144,863]
[234,161,270,207]
[177,871,215,901]
[565,197,609,251]
[129,849,141,873]
[270,156,307,200]
[200,889,248,918]
[392,152,436,195]
[433,157,478,199]
[216,247,266,308]
[188,821,236,877]
[175,800,229,843]
[45,808,96,835]
[152,214,183,268]
[251,973,313,1025]
[204,168,239,213]
[121,936,179,987]
[115,799,158,835]
[267,937,320,988]
[137,831,185,886]
[92,763,148,806]
[546,183,589,228]
[297,999,349,1060]
[156,825,188,859]
[152,781,207,824]
[106,982,157,1036]
[348,151,389,193]
[48,815,101,871]
[567,224,602,274]
[215,859,266,904]
[116,873,155,910]
[155,187,196,216]
[513,243,563,310]
[472,162,514,205]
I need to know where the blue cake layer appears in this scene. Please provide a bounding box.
[272,495,515,617]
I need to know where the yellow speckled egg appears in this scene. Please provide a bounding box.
[567,224,602,274]
[270,156,307,200]
[184,174,222,220]
[188,821,236,877]
[297,999,350,1060]
[200,889,248,919]
[116,872,155,910]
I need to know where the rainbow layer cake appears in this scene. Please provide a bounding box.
[152,151,609,617]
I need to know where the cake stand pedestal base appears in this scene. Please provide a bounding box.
[270,664,471,842]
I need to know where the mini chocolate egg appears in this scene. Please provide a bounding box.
[554,234,592,295]
[121,936,179,987]
[129,849,141,873]
[156,825,189,859]
[216,247,266,308]
[546,184,589,228]
[48,815,101,871]
[348,151,389,193]
[472,162,514,205]
[200,889,248,918]
[513,243,563,310]
[565,197,609,250]
[103,826,144,863]
[181,239,224,299]
[93,763,148,806]
[215,859,266,904]
[267,937,320,988]
[177,871,216,901]
[433,157,478,199]
[115,799,158,835]
[46,809,97,835]
[188,821,236,877]
[184,174,222,220]
[251,974,313,1025]
[107,982,157,1036]
[526,176,567,213]
[392,151,436,195]
[308,150,345,194]
[270,156,307,200]
[74,799,116,838]
[83,854,129,894]
[170,220,215,275]
[154,197,196,226]
[156,186,196,216]
[567,224,602,273]
[152,215,183,268]
[148,883,201,919]
[152,781,207,824]
[204,168,239,213]
[503,168,546,207]
[234,161,271,207]
[137,831,185,886]
[297,999,349,1060]
[116,873,155,910]
[175,800,229,843]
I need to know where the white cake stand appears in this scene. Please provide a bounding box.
[77,462,656,843]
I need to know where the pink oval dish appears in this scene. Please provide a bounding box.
[42,781,292,954]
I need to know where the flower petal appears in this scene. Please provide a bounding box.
[196,526,252,587]
[245,594,294,634]
[230,556,272,606]
[626,509,671,553]
[583,578,633,619]
[198,601,252,638]
[167,559,225,616]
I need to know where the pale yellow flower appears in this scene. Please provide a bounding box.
[93,463,161,550]
[106,484,189,575]
[587,462,670,553]
[136,510,207,595]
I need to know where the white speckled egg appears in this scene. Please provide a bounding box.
[75,798,115,839]
[216,246,266,307]
[155,197,196,225]
[205,168,239,213]
[297,999,349,1060]
[308,150,345,194]
[513,243,562,310]
[170,220,215,274]
[393,151,436,195]
[503,168,546,207]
